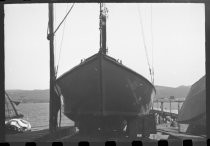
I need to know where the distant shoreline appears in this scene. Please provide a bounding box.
[21,101,49,103]
[6,85,190,104]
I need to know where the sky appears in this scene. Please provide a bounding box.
[5,3,205,90]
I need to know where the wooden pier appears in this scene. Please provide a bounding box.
[151,98,185,119]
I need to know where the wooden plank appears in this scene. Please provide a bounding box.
[157,125,206,141]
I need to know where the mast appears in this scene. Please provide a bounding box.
[48,3,57,132]
[99,3,108,54]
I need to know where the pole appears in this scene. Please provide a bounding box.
[99,3,107,54]
[48,3,57,132]
[161,101,163,124]
[161,102,163,113]
[178,101,180,132]
[169,100,171,116]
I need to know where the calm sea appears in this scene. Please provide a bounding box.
[153,102,183,114]
[16,103,74,131]
[15,102,183,131]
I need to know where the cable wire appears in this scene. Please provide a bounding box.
[137,5,153,83]
[150,4,155,84]
[56,4,69,77]
[54,3,75,36]
[57,3,71,128]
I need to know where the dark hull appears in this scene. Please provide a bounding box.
[178,76,205,123]
[56,53,155,121]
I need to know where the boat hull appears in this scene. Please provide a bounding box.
[178,75,206,123]
[56,53,155,121]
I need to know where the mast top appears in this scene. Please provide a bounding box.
[99,3,108,54]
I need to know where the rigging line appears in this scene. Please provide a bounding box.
[54,4,57,76]
[53,3,75,36]
[57,4,70,128]
[5,92,19,116]
[150,4,155,84]
[5,96,10,118]
[137,5,152,80]
[56,4,69,77]
[59,105,61,127]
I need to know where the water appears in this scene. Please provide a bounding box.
[153,102,183,110]
[16,103,74,131]
[15,102,183,131]
[153,102,183,114]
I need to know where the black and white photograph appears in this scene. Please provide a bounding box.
[3,2,206,144]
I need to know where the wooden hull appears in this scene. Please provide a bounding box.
[56,53,156,121]
[178,76,205,123]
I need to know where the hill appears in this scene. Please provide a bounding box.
[6,85,191,103]
[154,85,191,99]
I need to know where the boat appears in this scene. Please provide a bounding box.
[56,3,156,135]
[178,75,206,134]
[5,92,31,133]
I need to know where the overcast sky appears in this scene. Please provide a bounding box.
[5,3,205,90]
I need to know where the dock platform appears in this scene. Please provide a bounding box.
[5,124,206,145]
[6,126,75,142]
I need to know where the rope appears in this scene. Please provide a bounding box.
[59,105,61,127]
[54,3,75,36]
[150,4,155,84]
[137,5,153,83]
[47,3,75,75]
[54,5,57,76]
[56,4,69,77]
[5,92,18,116]
[53,5,61,128]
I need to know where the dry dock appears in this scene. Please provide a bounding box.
[5,124,206,145]
[5,100,206,144]
[6,126,75,142]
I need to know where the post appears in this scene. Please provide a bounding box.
[178,101,180,132]
[161,101,164,123]
[48,3,57,132]
[161,102,163,114]
[0,3,5,142]
[169,100,171,116]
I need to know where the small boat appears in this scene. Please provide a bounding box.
[5,118,31,133]
[5,92,31,133]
